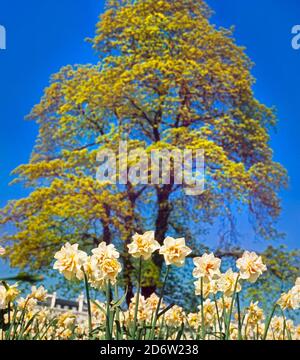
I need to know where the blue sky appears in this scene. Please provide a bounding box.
[0,0,299,274]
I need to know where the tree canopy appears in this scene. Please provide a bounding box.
[0,0,288,301]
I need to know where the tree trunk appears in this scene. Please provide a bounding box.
[123,239,135,306]
[123,185,139,306]
[142,185,172,298]
[153,185,172,267]
[102,204,112,245]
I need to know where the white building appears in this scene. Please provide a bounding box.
[38,292,88,321]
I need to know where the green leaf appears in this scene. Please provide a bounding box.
[111,287,128,309]
[176,323,184,340]
[157,303,175,319]
[91,300,106,316]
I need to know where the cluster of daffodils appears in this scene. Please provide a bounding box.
[277,277,300,311]
[192,251,266,299]
[0,234,299,340]
[0,284,54,340]
[53,242,122,289]
[52,231,192,293]
[189,251,299,340]
[127,230,192,265]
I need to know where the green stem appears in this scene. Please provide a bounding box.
[263,303,278,340]
[13,297,29,340]
[244,317,249,340]
[151,265,170,339]
[213,294,222,333]
[225,274,240,340]
[115,284,120,340]
[236,292,242,340]
[83,270,92,338]
[279,307,290,340]
[132,257,142,339]
[200,277,205,339]
[106,280,112,340]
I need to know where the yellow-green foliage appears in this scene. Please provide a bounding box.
[0,0,287,278]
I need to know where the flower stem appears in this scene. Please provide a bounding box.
[106,280,112,340]
[151,265,170,339]
[132,257,142,339]
[83,270,92,338]
[114,283,121,340]
[200,277,205,339]
[263,303,278,340]
[225,273,240,340]
[236,292,242,340]
[213,294,222,334]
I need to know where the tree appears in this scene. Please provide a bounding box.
[0,0,287,302]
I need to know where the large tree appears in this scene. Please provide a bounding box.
[0,0,287,301]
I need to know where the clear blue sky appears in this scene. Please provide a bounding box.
[0,0,299,274]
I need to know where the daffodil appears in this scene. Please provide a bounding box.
[291,278,300,307]
[53,243,88,281]
[129,294,148,323]
[245,301,264,326]
[5,283,20,303]
[30,285,48,302]
[127,231,160,260]
[57,312,76,328]
[218,268,241,297]
[277,290,299,310]
[198,299,216,324]
[17,297,37,311]
[91,301,106,324]
[91,242,120,263]
[194,278,218,298]
[187,312,201,330]
[89,270,107,290]
[236,251,267,283]
[0,283,20,309]
[0,286,7,310]
[295,325,300,340]
[145,293,162,312]
[89,253,122,289]
[270,316,285,338]
[159,236,191,266]
[88,242,122,288]
[193,253,221,280]
[165,305,185,328]
[101,257,122,283]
